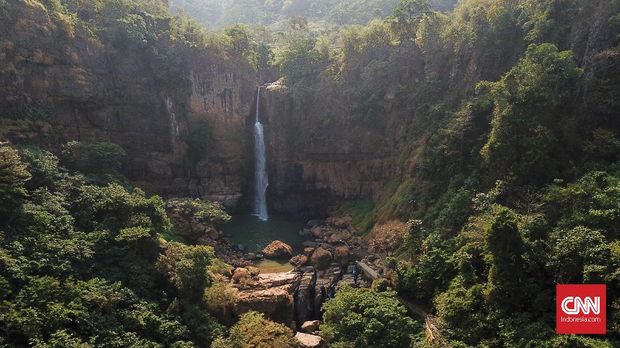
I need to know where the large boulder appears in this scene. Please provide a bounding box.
[295,332,324,348]
[233,272,301,324]
[311,247,333,270]
[334,246,351,265]
[290,254,309,267]
[301,320,320,333]
[262,240,293,259]
[232,268,251,284]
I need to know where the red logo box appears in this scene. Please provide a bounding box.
[556,284,606,334]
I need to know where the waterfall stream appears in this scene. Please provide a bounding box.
[253,86,269,221]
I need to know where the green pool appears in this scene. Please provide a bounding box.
[221,215,307,273]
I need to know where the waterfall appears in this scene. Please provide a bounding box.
[253,86,269,221]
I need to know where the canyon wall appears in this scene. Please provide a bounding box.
[260,81,406,217]
[0,1,257,209]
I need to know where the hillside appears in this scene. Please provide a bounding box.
[1,0,619,347]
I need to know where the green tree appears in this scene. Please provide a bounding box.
[480,43,582,184]
[485,207,525,311]
[0,146,31,215]
[548,226,611,283]
[322,286,416,348]
[212,311,297,348]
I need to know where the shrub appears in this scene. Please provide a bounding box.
[322,286,416,348]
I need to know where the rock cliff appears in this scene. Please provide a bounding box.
[260,81,405,217]
[0,0,257,209]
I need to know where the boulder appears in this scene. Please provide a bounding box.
[311,247,333,270]
[235,287,295,324]
[334,246,350,265]
[290,254,309,267]
[205,227,219,240]
[302,241,319,248]
[295,332,324,348]
[232,268,250,284]
[326,215,352,228]
[311,226,326,238]
[303,247,315,257]
[327,230,351,243]
[301,320,320,333]
[262,240,293,259]
[233,272,301,324]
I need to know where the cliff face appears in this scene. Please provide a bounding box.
[260,81,406,217]
[0,1,257,208]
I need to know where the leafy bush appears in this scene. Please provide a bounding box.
[322,286,417,348]
[213,311,297,348]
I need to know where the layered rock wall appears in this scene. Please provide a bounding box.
[0,1,257,208]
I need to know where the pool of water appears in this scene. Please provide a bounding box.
[222,215,306,273]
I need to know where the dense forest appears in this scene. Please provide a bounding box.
[1,0,620,347]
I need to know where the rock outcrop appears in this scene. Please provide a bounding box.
[295,332,324,348]
[310,247,333,270]
[262,240,294,259]
[0,1,257,209]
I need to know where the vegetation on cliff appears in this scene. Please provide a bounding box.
[0,144,231,346]
[268,0,620,346]
[2,0,620,347]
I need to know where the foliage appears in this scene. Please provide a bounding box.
[0,145,222,347]
[213,311,297,348]
[335,200,374,233]
[0,146,31,216]
[480,43,582,185]
[322,286,417,348]
[61,141,127,185]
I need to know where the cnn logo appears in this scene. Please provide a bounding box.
[556,284,606,335]
[561,296,600,315]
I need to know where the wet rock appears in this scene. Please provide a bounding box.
[290,254,309,267]
[262,240,293,259]
[237,244,245,252]
[295,332,324,348]
[311,247,333,270]
[247,252,257,260]
[301,320,320,333]
[303,247,315,257]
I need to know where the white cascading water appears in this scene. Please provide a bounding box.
[253,86,269,221]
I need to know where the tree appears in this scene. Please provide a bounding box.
[480,43,582,184]
[485,207,525,311]
[0,146,31,215]
[549,226,611,283]
[212,311,297,348]
[322,286,416,348]
[156,242,214,303]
